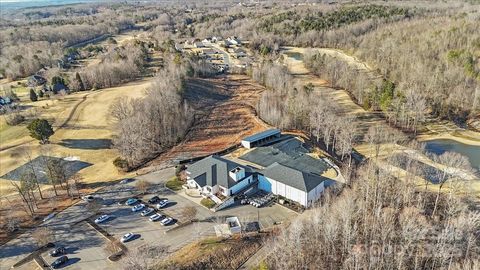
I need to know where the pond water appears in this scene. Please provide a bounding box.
[284,51,303,61]
[424,139,480,171]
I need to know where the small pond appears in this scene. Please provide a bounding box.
[424,139,480,171]
[284,51,303,61]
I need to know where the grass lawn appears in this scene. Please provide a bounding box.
[200,198,216,208]
[166,176,184,191]
[0,79,151,195]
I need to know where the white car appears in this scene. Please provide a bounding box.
[160,217,173,226]
[131,204,145,212]
[156,199,169,209]
[149,213,164,222]
[141,208,154,216]
[82,195,95,202]
[94,214,110,224]
[121,233,134,243]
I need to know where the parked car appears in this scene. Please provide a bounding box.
[156,199,169,209]
[120,178,134,184]
[121,233,134,243]
[148,196,160,204]
[49,247,66,257]
[94,214,110,224]
[125,198,138,206]
[141,208,154,216]
[149,213,165,222]
[51,256,68,268]
[160,217,173,226]
[131,204,145,212]
[82,195,94,202]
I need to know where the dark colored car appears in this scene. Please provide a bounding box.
[49,247,66,257]
[51,256,68,268]
[148,196,160,204]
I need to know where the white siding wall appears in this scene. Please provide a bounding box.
[202,185,219,195]
[241,140,251,149]
[259,175,308,207]
[228,175,254,195]
[307,182,325,207]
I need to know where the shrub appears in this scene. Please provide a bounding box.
[29,88,38,102]
[113,157,129,171]
[175,164,186,176]
[166,176,183,191]
[26,118,54,143]
[5,112,25,125]
[200,198,216,209]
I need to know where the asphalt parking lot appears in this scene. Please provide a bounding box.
[42,223,110,270]
[1,167,297,270]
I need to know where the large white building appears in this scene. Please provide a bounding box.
[186,131,336,208]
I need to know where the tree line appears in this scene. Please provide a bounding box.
[110,59,193,168]
[265,125,479,269]
[70,41,148,91]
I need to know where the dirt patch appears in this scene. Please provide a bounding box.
[145,75,271,169]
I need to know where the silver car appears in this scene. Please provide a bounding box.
[141,208,154,216]
[94,214,109,224]
[131,204,145,212]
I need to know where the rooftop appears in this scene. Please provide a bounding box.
[239,138,330,176]
[187,155,253,189]
[262,163,329,192]
[241,129,281,143]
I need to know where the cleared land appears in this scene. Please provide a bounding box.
[145,75,271,170]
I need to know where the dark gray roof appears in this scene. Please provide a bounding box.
[187,155,252,189]
[240,138,330,175]
[241,129,280,143]
[262,163,327,192]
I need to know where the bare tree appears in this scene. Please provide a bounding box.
[104,239,122,255]
[135,180,151,195]
[431,151,472,217]
[32,227,54,247]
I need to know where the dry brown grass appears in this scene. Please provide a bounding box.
[146,75,271,169]
[0,79,151,195]
[158,235,264,270]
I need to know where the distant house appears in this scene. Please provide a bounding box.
[194,41,205,48]
[52,82,68,93]
[27,75,46,87]
[212,36,223,43]
[0,96,12,105]
[175,43,184,52]
[184,40,195,49]
[233,48,247,58]
[200,48,217,57]
[227,36,241,46]
[202,38,212,46]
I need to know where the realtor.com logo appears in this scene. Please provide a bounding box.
[349,243,463,258]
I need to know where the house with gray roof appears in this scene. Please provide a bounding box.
[186,155,256,200]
